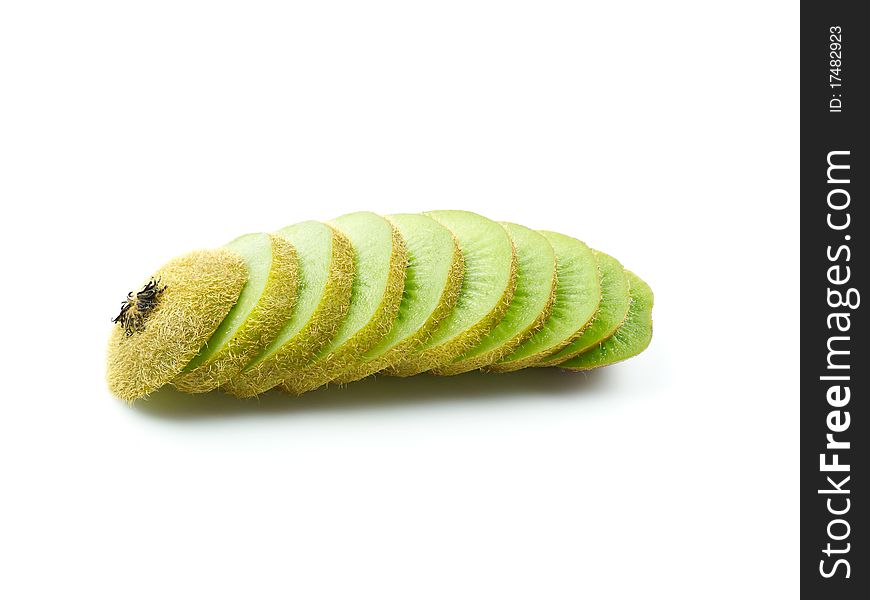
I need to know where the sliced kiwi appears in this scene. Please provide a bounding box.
[172,233,299,393]
[387,210,517,377]
[536,250,631,367]
[106,249,247,402]
[434,222,556,375]
[223,221,354,398]
[107,211,654,402]
[281,211,407,394]
[489,231,600,372]
[333,213,464,385]
[558,271,653,370]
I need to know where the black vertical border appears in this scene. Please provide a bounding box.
[801,2,868,596]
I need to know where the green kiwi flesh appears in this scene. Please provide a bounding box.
[435,222,556,375]
[558,271,653,370]
[173,233,299,393]
[490,231,600,372]
[282,211,407,394]
[333,213,464,385]
[536,250,630,366]
[388,210,517,377]
[223,221,354,397]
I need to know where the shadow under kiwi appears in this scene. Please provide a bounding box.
[133,367,613,420]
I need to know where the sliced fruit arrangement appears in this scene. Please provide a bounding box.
[433,222,556,376]
[489,231,600,372]
[536,250,630,367]
[222,221,354,397]
[173,233,299,393]
[558,272,653,371]
[280,211,407,395]
[387,210,517,377]
[334,213,464,385]
[106,210,653,402]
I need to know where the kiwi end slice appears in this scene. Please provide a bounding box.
[435,222,557,375]
[490,231,600,372]
[172,233,299,393]
[106,248,247,402]
[536,250,631,367]
[558,271,653,371]
[387,210,517,377]
[333,213,464,385]
[281,211,408,394]
[223,221,354,398]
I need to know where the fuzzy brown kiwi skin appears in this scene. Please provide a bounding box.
[433,240,557,376]
[172,235,299,393]
[281,220,409,395]
[385,236,518,378]
[106,248,247,403]
[332,226,465,385]
[222,226,355,398]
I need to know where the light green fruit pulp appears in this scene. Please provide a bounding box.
[536,250,630,366]
[388,210,517,377]
[490,230,600,372]
[558,271,653,370]
[282,211,407,394]
[173,232,299,392]
[223,221,354,397]
[333,213,464,385]
[435,222,556,375]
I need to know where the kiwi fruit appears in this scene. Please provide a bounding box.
[434,222,557,375]
[387,210,517,377]
[489,231,600,372]
[172,233,299,393]
[333,213,464,385]
[281,211,407,394]
[223,221,354,398]
[558,271,653,371]
[536,250,631,367]
[106,211,653,403]
[106,249,247,402]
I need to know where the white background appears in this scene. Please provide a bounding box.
[0,2,799,598]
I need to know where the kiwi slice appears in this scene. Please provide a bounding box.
[558,271,653,370]
[388,210,517,377]
[172,233,299,393]
[536,250,631,367]
[223,221,354,397]
[106,249,247,402]
[490,231,600,372]
[434,222,557,375]
[333,213,464,385]
[281,211,407,394]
